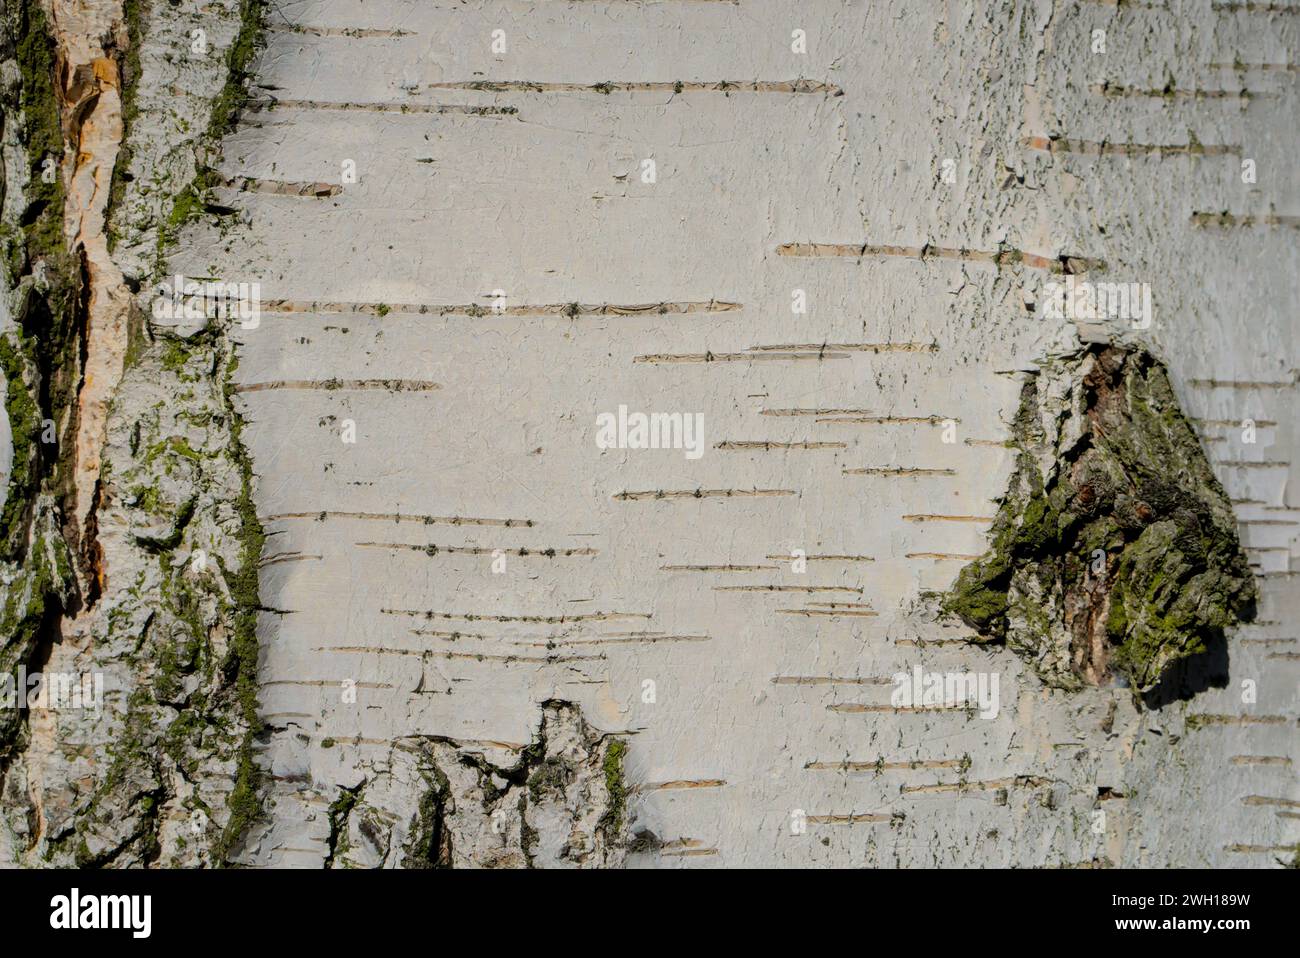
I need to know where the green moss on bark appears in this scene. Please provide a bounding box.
[599,739,628,839]
[942,345,1255,696]
[208,351,266,865]
[156,0,267,266]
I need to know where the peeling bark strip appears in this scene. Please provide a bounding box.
[940,345,1257,697]
[776,243,1105,273]
[0,0,83,765]
[421,79,843,95]
[47,0,134,599]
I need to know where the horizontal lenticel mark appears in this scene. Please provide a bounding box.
[1211,1,1300,11]
[261,680,393,688]
[894,639,974,648]
[1242,795,1300,808]
[714,440,846,450]
[634,780,727,793]
[843,467,957,476]
[745,342,938,353]
[660,847,720,857]
[257,299,741,316]
[234,379,440,392]
[423,649,606,664]
[1022,136,1241,157]
[260,552,323,566]
[1090,83,1271,100]
[828,703,964,713]
[216,174,342,197]
[1186,714,1290,726]
[714,585,862,593]
[1224,844,1300,854]
[901,777,1051,795]
[762,408,955,422]
[512,634,711,646]
[264,511,534,526]
[250,98,519,116]
[1189,377,1297,388]
[1191,212,1300,228]
[382,609,651,623]
[422,79,843,95]
[633,351,850,363]
[902,514,994,522]
[764,553,874,562]
[779,608,878,617]
[775,242,1105,272]
[614,488,796,500]
[771,676,892,685]
[1209,61,1299,71]
[356,542,598,557]
[267,24,415,38]
[805,759,964,771]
